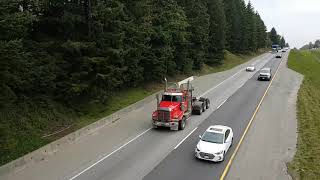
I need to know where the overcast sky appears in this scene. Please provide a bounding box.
[245,0,320,48]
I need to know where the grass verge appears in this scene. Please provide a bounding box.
[287,49,320,180]
[0,50,266,166]
[196,50,266,76]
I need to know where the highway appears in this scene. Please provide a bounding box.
[3,53,282,180]
[144,55,283,180]
[68,53,282,180]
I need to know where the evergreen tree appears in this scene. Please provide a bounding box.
[270,27,280,45]
[246,2,258,51]
[177,0,210,70]
[224,0,242,53]
[255,13,267,49]
[146,0,189,79]
[238,0,250,53]
[280,36,286,48]
[207,0,226,64]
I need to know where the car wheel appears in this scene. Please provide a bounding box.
[230,138,233,147]
[222,151,226,162]
[179,117,186,130]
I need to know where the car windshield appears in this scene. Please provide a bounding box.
[201,132,224,144]
[162,95,182,102]
[260,70,269,73]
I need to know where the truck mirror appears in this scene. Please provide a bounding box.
[180,103,185,111]
[156,94,160,108]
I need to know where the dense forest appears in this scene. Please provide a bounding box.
[1,0,278,164]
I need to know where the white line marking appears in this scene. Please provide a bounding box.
[217,99,227,109]
[69,128,152,180]
[174,127,198,149]
[199,69,243,97]
[69,53,271,179]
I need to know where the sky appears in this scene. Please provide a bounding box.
[245,0,320,48]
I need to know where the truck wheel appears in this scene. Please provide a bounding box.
[202,104,206,112]
[198,108,202,115]
[206,99,210,109]
[179,117,186,130]
[152,124,158,129]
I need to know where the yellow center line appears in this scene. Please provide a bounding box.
[219,56,285,180]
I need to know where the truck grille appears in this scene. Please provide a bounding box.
[157,110,170,122]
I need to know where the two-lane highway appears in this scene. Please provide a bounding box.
[67,53,279,180]
[143,55,284,180]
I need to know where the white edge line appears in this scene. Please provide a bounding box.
[68,67,241,179]
[69,128,152,180]
[217,99,227,109]
[69,53,271,179]
[174,127,198,150]
[199,69,243,97]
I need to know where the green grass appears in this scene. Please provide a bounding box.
[76,87,159,128]
[0,50,266,166]
[287,49,320,180]
[196,50,266,76]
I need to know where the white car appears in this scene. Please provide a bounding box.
[246,65,255,72]
[195,125,233,162]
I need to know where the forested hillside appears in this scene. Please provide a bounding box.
[1,0,270,165]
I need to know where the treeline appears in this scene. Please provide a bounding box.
[300,40,320,50]
[0,0,269,106]
[1,0,270,164]
[269,27,289,48]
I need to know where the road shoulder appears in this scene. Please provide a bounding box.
[226,54,303,180]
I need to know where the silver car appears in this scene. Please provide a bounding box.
[258,68,272,81]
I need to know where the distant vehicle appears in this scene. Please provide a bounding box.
[258,68,272,81]
[195,125,233,162]
[152,77,210,131]
[276,53,282,58]
[246,65,256,72]
[282,49,286,52]
[272,44,281,53]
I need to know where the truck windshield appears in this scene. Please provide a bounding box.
[260,70,269,73]
[162,95,182,102]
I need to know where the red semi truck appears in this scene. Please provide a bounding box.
[152,77,210,131]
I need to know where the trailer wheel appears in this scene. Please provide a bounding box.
[179,117,186,130]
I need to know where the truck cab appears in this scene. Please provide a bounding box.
[152,78,209,131]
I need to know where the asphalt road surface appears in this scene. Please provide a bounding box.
[143,57,283,180]
[226,51,302,180]
[71,55,281,180]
